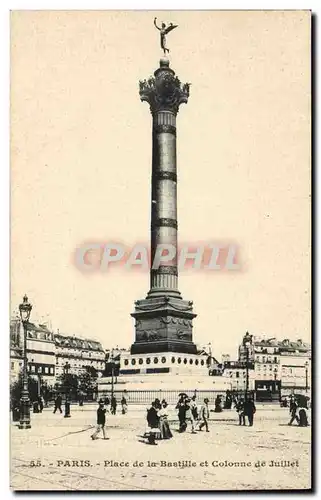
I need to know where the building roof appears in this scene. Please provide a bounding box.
[27,322,52,333]
[251,337,310,351]
[54,334,104,352]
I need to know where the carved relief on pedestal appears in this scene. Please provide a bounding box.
[176,329,192,340]
[136,329,164,342]
[160,317,193,327]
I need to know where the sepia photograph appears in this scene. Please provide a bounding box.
[10,10,311,491]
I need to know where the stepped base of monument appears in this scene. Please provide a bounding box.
[98,373,230,401]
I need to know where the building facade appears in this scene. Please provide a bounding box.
[222,361,255,391]
[10,317,106,385]
[278,339,311,395]
[54,333,105,377]
[10,317,56,385]
[223,335,311,399]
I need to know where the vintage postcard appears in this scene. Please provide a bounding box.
[10,10,311,491]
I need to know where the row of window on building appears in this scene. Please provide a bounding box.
[28,365,54,375]
[256,364,278,371]
[255,355,279,363]
[226,366,304,378]
[56,360,104,367]
[56,350,104,358]
[124,357,206,366]
[226,371,247,378]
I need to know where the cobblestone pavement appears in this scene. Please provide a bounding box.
[10,404,311,491]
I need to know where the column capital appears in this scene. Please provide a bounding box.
[139,58,190,115]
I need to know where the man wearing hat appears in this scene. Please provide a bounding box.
[91,400,108,440]
[198,398,210,432]
[185,397,197,434]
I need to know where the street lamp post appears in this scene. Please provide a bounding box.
[64,362,71,418]
[305,361,309,393]
[18,295,32,430]
[243,331,253,400]
[110,350,115,399]
[37,374,43,397]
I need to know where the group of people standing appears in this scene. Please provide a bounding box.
[87,391,310,443]
[175,394,210,434]
[146,394,210,445]
[235,396,256,426]
[146,399,173,445]
[99,395,128,415]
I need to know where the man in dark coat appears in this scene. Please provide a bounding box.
[53,393,63,414]
[244,397,256,426]
[224,390,232,409]
[288,399,299,425]
[110,396,117,415]
[91,401,108,440]
[214,395,223,413]
[176,395,187,432]
[236,398,245,426]
[146,401,160,445]
[38,395,44,413]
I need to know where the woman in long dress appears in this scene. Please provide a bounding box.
[158,401,173,439]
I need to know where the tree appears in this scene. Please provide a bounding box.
[78,367,98,400]
[10,375,39,409]
[55,373,78,400]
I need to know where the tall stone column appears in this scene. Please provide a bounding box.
[139,58,189,298]
[131,57,197,356]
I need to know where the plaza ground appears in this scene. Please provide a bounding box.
[10,404,311,491]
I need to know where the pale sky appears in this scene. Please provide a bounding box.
[11,11,311,359]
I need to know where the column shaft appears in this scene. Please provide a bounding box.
[150,110,179,295]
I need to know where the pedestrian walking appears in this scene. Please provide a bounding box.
[224,390,233,409]
[288,399,299,426]
[53,393,63,414]
[38,395,44,413]
[198,398,210,432]
[78,392,84,407]
[121,396,128,415]
[146,400,161,445]
[91,401,109,440]
[190,395,198,420]
[214,395,223,413]
[244,397,256,426]
[110,396,117,415]
[185,398,197,433]
[289,395,296,414]
[158,401,173,439]
[236,398,245,426]
[176,395,187,433]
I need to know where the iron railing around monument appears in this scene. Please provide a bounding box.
[98,389,226,405]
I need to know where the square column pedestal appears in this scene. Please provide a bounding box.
[130,295,197,355]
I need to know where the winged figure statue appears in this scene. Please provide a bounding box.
[154,17,178,55]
